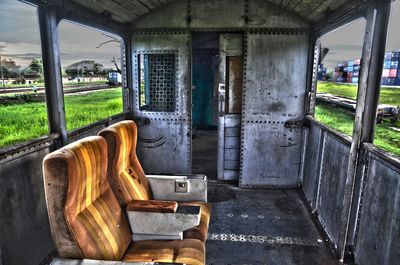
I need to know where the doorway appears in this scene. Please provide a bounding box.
[191,32,219,179]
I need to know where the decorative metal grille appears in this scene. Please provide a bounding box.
[139,53,176,112]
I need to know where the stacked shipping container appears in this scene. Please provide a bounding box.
[382,51,400,86]
[326,51,400,86]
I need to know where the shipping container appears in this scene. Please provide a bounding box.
[353,71,359,77]
[352,77,359,84]
[385,52,392,60]
[353,65,360,71]
[347,72,353,78]
[392,51,400,59]
[348,61,354,67]
[387,77,396,86]
[384,60,391,69]
[390,60,399,69]
[382,69,390,77]
[389,69,398,78]
[396,77,400,86]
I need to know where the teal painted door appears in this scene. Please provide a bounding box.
[192,50,218,128]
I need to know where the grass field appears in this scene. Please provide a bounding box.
[317,81,400,106]
[0,88,122,147]
[316,81,400,156]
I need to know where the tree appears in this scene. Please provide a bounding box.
[0,58,20,77]
[28,58,43,75]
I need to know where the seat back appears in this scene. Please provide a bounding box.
[43,136,131,260]
[99,121,152,203]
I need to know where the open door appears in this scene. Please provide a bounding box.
[217,34,243,181]
[132,33,191,174]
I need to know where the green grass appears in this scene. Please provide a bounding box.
[316,81,400,157]
[0,88,122,148]
[316,103,400,157]
[317,81,400,106]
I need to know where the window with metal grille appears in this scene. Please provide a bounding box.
[138,53,176,112]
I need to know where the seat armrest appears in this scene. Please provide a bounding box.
[146,174,207,202]
[51,259,152,264]
[126,200,178,213]
[126,204,201,241]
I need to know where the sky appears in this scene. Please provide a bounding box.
[0,0,399,71]
[321,0,400,70]
[0,0,121,69]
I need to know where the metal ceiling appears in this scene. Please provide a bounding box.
[68,0,366,25]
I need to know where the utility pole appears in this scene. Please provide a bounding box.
[0,56,5,91]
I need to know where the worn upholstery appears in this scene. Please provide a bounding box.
[43,136,205,264]
[126,200,178,213]
[99,120,211,242]
[44,136,132,260]
[123,239,205,265]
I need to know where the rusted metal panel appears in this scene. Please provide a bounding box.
[190,0,245,28]
[317,133,350,255]
[132,33,191,174]
[302,123,324,209]
[354,154,400,265]
[248,0,308,28]
[239,32,308,187]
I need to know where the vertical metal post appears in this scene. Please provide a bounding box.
[305,37,320,116]
[122,35,134,111]
[38,7,68,146]
[340,0,391,260]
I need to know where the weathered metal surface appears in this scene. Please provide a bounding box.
[133,0,187,28]
[38,7,67,146]
[248,0,308,28]
[316,133,350,255]
[354,154,400,265]
[0,147,55,265]
[239,32,308,187]
[132,33,191,174]
[41,0,367,28]
[190,0,245,28]
[302,124,323,209]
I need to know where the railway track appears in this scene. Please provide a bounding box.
[0,83,118,95]
[317,93,399,123]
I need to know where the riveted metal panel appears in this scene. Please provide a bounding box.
[239,32,308,187]
[190,0,245,28]
[247,0,309,28]
[302,123,324,208]
[354,154,400,265]
[317,133,350,254]
[132,33,191,174]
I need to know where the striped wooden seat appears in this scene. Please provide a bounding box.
[43,136,205,264]
[99,120,211,243]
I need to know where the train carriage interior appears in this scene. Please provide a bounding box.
[1,0,400,265]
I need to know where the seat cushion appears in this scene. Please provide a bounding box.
[61,137,132,260]
[180,202,211,243]
[123,239,205,265]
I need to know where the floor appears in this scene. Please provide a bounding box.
[205,182,340,265]
[192,130,218,180]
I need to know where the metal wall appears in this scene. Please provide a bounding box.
[239,32,308,187]
[132,0,310,186]
[0,142,55,265]
[302,119,352,255]
[354,145,400,265]
[303,118,400,264]
[132,33,192,174]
